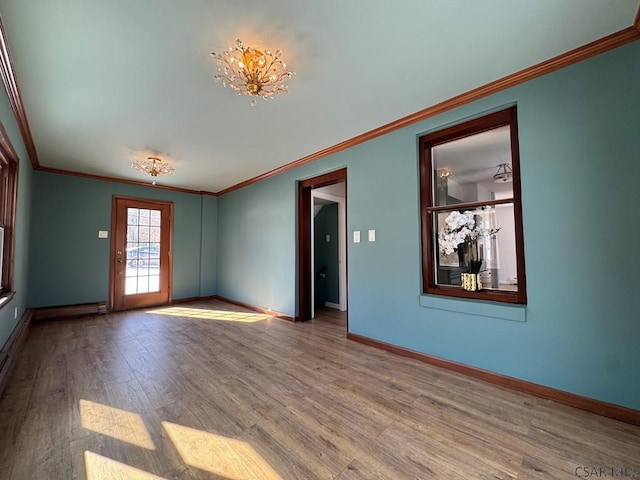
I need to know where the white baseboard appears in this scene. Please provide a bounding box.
[324,302,340,310]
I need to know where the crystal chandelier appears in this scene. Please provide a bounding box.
[131,156,175,185]
[211,39,294,106]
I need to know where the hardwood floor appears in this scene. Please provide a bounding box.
[0,299,638,479]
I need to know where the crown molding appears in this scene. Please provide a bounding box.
[0,15,38,168]
[0,11,638,196]
[37,166,218,196]
[219,26,640,196]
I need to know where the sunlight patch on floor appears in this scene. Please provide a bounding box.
[147,306,272,323]
[85,451,167,480]
[162,421,282,480]
[80,399,155,450]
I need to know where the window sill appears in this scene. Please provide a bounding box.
[419,293,526,322]
[0,291,15,311]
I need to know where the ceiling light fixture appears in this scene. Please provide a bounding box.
[493,163,513,183]
[437,168,453,185]
[437,168,453,179]
[211,38,294,106]
[131,156,175,185]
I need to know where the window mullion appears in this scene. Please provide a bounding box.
[426,198,515,213]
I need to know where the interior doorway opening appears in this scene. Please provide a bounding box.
[297,168,347,325]
[311,184,346,318]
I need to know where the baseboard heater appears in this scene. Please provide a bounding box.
[32,301,107,321]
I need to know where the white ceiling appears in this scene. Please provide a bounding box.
[0,0,637,193]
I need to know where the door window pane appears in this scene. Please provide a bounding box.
[125,207,162,295]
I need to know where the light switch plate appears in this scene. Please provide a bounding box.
[98,230,109,238]
[368,229,376,242]
[353,231,361,243]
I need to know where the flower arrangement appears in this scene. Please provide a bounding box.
[438,210,499,274]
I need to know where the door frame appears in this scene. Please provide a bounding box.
[109,195,174,311]
[297,168,347,322]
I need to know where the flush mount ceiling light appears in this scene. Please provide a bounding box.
[211,38,294,106]
[436,168,453,185]
[493,163,513,183]
[437,168,453,179]
[131,156,175,185]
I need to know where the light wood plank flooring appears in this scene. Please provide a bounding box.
[0,299,638,479]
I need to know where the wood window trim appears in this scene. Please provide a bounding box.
[419,107,527,305]
[0,119,18,304]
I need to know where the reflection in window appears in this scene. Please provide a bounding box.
[419,107,526,304]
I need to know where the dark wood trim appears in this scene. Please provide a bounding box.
[419,106,526,305]
[3,161,17,291]
[0,117,18,163]
[298,181,312,322]
[171,295,217,304]
[0,14,635,197]
[297,168,347,322]
[214,295,294,322]
[0,119,18,293]
[509,109,527,302]
[37,166,218,197]
[419,285,523,304]
[347,332,640,427]
[426,198,515,213]
[108,196,118,312]
[218,27,640,196]
[0,309,33,398]
[0,16,39,168]
[32,301,107,321]
[298,168,348,189]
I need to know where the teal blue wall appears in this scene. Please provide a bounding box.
[217,177,296,313]
[314,203,339,305]
[200,195,217,296]
[216,41,640,410]
[0,76,32,349]
[28,171,217,307]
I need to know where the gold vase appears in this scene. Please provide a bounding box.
[461,273,482,291]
